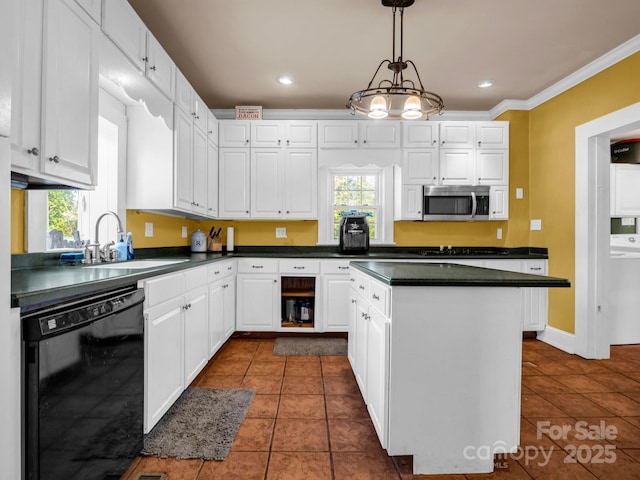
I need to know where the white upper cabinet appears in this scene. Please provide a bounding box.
[283,149,317,218]
[318,120,400,148]
[476,150,509,185]
[219,120,251,147]
[476,121,509,149]
[175,70,206,130]
[402,122,439,148]
[402,149,439,185]
[74,0,101,24]
[207,110,219,145]
[207,139,219,217]
[611,164,640,216]
[439,150,474,185]
[218,148,251,218]
[102,0,146,72]
[489,185,509,220]
[251,121,317,148]
[102,0,176,100]
[251,149,283,218]
[41,0,99,186]
[439,122,475,149]
[145,32,176,100]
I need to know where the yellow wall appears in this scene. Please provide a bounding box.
[529,51,640,334]
[10,189,25,254]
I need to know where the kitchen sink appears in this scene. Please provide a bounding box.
[85,259,189,269]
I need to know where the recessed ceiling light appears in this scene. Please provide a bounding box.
[478,79,495,88]
[278,76,294,86]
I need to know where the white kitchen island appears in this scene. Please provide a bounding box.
[348,261,570,475]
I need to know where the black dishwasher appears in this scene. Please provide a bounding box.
[23,285,145,480]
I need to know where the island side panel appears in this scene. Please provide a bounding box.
[387,286,522,475]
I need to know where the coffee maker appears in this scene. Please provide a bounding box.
[339,214,370,254]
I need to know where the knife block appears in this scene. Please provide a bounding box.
[207,237,222,252]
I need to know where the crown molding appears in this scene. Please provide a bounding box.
[210,108,491,121]
[490,33,640,119]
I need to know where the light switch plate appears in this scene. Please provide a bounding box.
[516,188,524,199]
[497,228,502,240]
[530,219,542,231]
[145,222,154,237]
[181,226,187,238]
[276,227,287,238]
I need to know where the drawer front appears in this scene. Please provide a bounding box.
[144,271,185,308]
[369,280,390,317]
[352,270,370,299]
[208,260,235,282]
[523,260,547,276]
[185,266,208,290]
[279,259,320,274]
[321,260,351,275]
[237,258,279,273]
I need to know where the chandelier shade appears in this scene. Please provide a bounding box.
[347,0,444,120]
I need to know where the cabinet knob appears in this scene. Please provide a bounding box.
[278,210,281,214]
[354,140,358,144]
[432,140,437,144]
[246,210,249,214]
[27,147,39,156]
[351,299,357,303]
[441,141,445,145]
[150,65,157,71]
[286,210,290,214]
[432,176,436,180]
[277,140,281,146]
[478,141,482,147]
[363,140,367,143]
[286,140,290,146]
[245,139,250,145]
[142,56,149,62]
[49,155,60,163]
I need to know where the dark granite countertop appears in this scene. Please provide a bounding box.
[11,246,551,308]
[350,261,571,288]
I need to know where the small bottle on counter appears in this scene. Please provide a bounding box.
[126,232,134,260]
[116,234,127,261]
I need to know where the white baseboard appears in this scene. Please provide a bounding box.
[536,326,575,354]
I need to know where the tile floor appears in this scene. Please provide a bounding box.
[121,338,640,479]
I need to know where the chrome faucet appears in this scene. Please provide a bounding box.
[85,211,124,263]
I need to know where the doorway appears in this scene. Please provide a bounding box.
[575,102,640,359]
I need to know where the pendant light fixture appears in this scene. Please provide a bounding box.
[347,0,444,120]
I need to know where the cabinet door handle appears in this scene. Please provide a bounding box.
[372,293,380,301]
[214,270,220,275]
[142,56,148,62]
[350,278,355,282]
[351,299,357,303]
[293,266,305,270]
[530,267,542,271]
[359,285,365,290]
[252,265,264,269]
[150,65,157,71]
[27,147,39,156]
[49,155,60,163]
[338,266,349,270]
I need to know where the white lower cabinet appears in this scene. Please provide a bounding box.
[366,307,390,447]
[236,259,279,331]
[321,260,352,332]
[142,266,209,433]
[208,260,236,357]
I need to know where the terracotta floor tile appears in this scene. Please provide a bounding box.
[281,375,324,394]
[332,451,400,479]
[120,457,202,480]
[552,374,614,393]
[581,448,640,480]
[521,394,571,418]
[328,418,384,452]
[277,394,326,419]
[266,452,332,480]
[230,418,275,451]
[240,375,284,394]
[320,361,353,376]
[590,373,640,392]
[286,355,321,366]
[325,394,369,419]
[271,418,329,451]
[541,393,615,417]
[212,349,256,363]
[246,360,286,376]
[516,447,598,479]
[206,358,251,376]
[284,362,322,377]
[584,393,640,416]
[196,374,244,389]
[323,374,360,395]
[522,375,575,394]
[198,452,269,480]
[320,355,351,366]
[246,394,280,418]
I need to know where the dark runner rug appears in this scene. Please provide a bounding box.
[273,337,348,356]
[141,387,254,461]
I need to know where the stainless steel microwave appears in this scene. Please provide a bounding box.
[423,185,490,221]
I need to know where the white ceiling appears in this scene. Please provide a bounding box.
[128,0,640,113]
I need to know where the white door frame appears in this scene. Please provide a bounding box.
[575,102,640,359]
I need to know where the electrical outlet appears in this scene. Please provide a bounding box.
[181,226,187,238]
[276,227,287,238]
[516,188,524,199]
[145,222,154,237]
[497,228,502,240]
[530,219,542,231]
